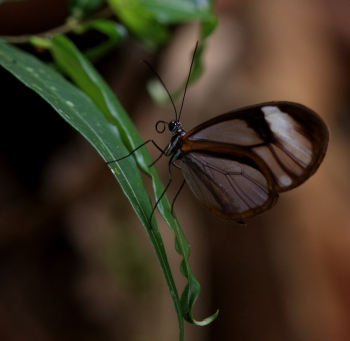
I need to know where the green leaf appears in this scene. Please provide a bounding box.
[0,40,150,227]
[142,0,216,24]
[107,0,170,49]
[180,261,219,325]
[75,19,127,62]
[48,35,218,326]
[69,0,106,17]
[0,39,183,338]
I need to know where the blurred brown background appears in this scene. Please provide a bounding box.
[1,0,350,340]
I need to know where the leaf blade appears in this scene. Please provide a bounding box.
[49,35,218,326]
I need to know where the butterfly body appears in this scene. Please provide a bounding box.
[165,101,328,224]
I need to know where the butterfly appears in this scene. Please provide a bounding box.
[162,100,328,225]
[109,43,329,225]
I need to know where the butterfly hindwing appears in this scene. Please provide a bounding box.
[181,152,278,221]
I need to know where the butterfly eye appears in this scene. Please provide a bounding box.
[168,121,176,132]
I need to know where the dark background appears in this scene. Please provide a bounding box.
[0,0,350,340]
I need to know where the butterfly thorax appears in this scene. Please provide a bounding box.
[165,120,186,161]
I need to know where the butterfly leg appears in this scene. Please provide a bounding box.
[148,158,177,228]
[148,175,173,229]
[106,139,165,164]
[171,180,186,217]
[148,150,165,167]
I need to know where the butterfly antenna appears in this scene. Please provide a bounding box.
[142,60,179,121]
[178,41,199,121]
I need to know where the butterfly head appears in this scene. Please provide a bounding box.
[168,120,177,131]
[168,120,185,137]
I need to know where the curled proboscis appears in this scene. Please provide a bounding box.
[155,120,168,133]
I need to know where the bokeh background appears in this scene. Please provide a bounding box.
[1,0,350,340]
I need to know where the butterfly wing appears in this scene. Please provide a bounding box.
[180,101,328,221]
[181,152,278,222]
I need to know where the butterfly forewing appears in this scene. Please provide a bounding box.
[180,101,328,221]
[257,103,328,191]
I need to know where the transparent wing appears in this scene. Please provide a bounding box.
[184,102,329,192]
[180,152,278,222]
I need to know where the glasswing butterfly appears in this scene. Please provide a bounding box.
[109,43,329,225]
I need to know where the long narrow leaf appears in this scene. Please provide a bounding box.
[76,19,127,62]
[0,40,183,339]
[49,35,218,325]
